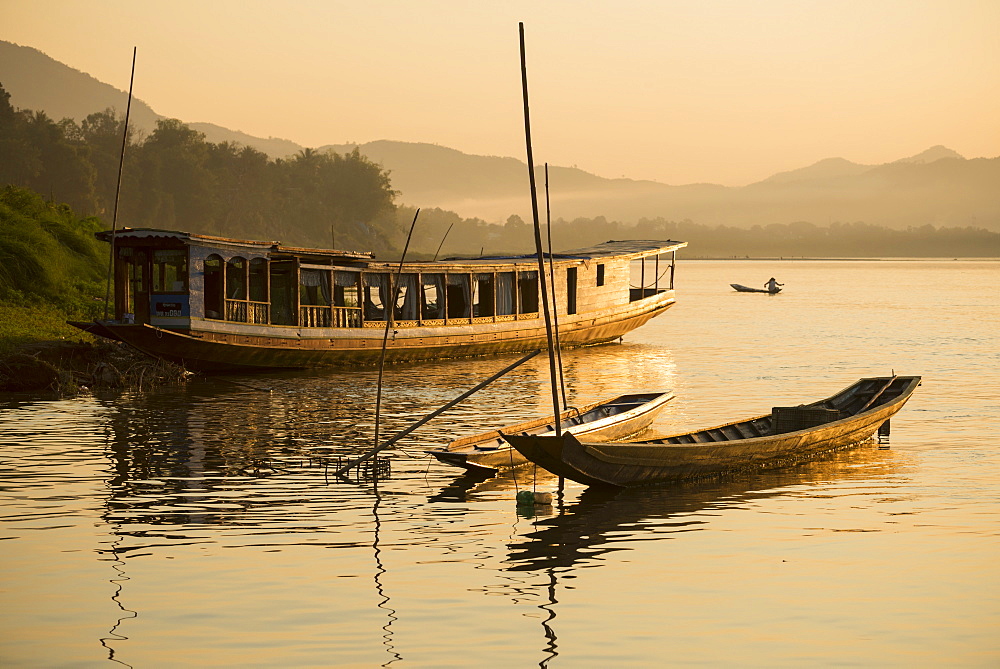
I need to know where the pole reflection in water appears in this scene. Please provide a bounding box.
[537,568,558,668]
[97,523,137,667]
[99,426,139,668]
[371,491,401,667]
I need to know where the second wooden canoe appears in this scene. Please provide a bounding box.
[427,391,675,473]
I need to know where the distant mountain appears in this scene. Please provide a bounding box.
[186,122,302,158]
[0,40,304,157]
[321,140,617,204]
[3,39,998,231]
[895,145,964,164]
[330,140,997,231]
[0,41,161,134]
[755,157,871,185]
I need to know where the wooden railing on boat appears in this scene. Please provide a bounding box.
[298,305,362,328]
[299,305,331,327]
[332,306,363,327]
[226,299,269,324]
[218,302,535,329]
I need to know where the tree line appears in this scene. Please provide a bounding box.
[395,208,1000,259]
[0,83,401,254]
[552,217,1000,258]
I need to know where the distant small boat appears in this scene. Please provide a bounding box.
[731,283,780,294]
[427,392,674,473]
[505,376,920,487]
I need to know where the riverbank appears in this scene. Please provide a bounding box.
[0,301,182,394]
[0,303,100,354]
[0,338,190,394]
[1,301,189,394]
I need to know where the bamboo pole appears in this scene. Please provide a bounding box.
[545,164,568,410]
[432,222,454,261]
[333,350,541,477]
[102,47,136,321]
[373,209,420,448]
[519,23,563,436]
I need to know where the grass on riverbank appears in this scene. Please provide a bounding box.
[0,302,191,394]
[0,302,96,355]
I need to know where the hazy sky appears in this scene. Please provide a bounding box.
[4,0,999,185]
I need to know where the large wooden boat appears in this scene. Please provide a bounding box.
[505,376,921,487]
[427,391,674,473]
[71,229,686,371]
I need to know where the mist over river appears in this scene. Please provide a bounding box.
[2,259,998,667]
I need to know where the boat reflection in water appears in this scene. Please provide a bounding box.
[504,444,906,572]
[87,335,681,665]
[83,366,909,667]
[430,444,907,666]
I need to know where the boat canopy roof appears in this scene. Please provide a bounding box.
[551,239,687,261]
[97,229,685,267]
[439,239,687,264]
[96,228,374,261]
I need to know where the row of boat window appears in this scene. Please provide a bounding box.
[201,254,541,326]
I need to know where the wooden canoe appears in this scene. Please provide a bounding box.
[427,391,675,473]
[505,376,920,487]
[731,283,780,294]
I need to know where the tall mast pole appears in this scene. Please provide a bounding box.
[103,47,136,321]
[519,23,562,435]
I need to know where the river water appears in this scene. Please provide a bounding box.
[2,260,998,667]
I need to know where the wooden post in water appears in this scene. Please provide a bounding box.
[519,23,563,435]
[102,47,137,321]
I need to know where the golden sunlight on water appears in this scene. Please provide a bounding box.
[1,260,998,666]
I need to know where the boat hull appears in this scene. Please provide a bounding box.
[74,292,675,372]
[507,376,920,487]
[429,392,675,473]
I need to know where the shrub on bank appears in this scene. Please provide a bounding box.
[0,185,107,316]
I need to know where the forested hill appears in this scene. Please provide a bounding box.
[0,83,401,253]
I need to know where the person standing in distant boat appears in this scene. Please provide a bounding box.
[765,277,783,293]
